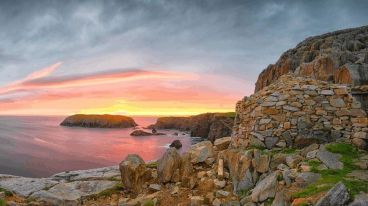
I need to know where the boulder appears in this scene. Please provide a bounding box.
[180,153,193,187]
[315,182,350,206]
[224,149,254,192]
[316,149,344,169]
[190,196,205,206]
[252,150,270,173]
[214,136,232,150]
[285,154,303,168]
[169,140,182,149]
[188,141,214,164]
[347,170,368,181]
[119,154,150,193]
[271,190,290,206]
[294,172,321,187]
[349,193,368,206]
[251,172,278,202]
[157,148,182,183]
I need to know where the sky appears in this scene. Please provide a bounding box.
[0,0,367,116]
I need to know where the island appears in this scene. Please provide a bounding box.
[60,114,137,128]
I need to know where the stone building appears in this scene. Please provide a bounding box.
[232,74,368,150]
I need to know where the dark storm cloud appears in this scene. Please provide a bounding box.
[0,0,367,88]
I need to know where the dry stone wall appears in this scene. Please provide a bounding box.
[232,74,368,150]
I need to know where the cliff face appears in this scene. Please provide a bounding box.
[150,113,234,142]
[60,114,137,128]
[255,25,368,92]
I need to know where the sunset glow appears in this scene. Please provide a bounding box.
[0,62,247,116]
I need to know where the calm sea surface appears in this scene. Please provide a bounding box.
[0,116,192,177]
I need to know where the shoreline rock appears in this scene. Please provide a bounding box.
[130,129,166,136]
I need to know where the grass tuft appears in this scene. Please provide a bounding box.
[293,143,367,199]
[0,188,13,197]
[143,199,155,206]
[97,183,124,197]
[0,199,5,206]
[146,161,158,169]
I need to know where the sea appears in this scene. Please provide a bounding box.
[0,116,194,178]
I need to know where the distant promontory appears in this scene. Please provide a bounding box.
[60,114,137,128]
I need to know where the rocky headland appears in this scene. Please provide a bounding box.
[149,113,235,142]
[60,114,137,128]
[1,25,368,206]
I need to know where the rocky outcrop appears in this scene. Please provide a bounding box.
[0,166,120,205]
[60,114,137,128]
[149,113,235,142]
[255,25,368,92]
[232,74,367,149]
[130,129,165,136]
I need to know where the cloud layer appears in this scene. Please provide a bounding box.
[0,0,367,115]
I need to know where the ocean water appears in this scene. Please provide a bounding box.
[0,116,192,178]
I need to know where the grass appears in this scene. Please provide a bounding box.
[214,112,236,118]
[146,161,158,168]
[293,143,366,199]
[0,199,5,206]
[237,188,251,198]
[143,199,155,206]
[0,188,12,197]
[96,183,124,197]
[263,197,274,206]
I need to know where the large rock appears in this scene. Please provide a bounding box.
[214,136,232,150]
[157,148,182,183]
[251,172,278,202]
[188,141,214,164]
[119,154,150,193]
[30,180,116,206]
[349,193,368,206]
[315,182,350,206]
[223,149,254,192]
[60,114,137,128]
[316,149,344,169]
[180,152,194,187]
